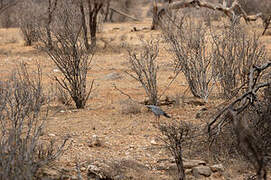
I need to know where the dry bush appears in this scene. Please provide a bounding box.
[157,120,195,180]
[0,0,19,15]
[78,0,105,50]
[15,0,41,46]
[125,40,159,105]
[0,64,68,180]
[208,62,271,179]
[243,85,271,164]
[162,14,219,101]
[238,0,271,16]
[55,83,72,106]
[37,1,94,109]
[0,7,17,28]
[211,22,266,99]
[120,99,142,115]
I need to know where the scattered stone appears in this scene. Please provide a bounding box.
[48,133,56,137]
[186,174,197,180]
[183,160,206,169]
[87,164,113,180]
[210,164,224,172]
[211,172,223,178]
[41,167,61,179]
[88,135,102,147]
[195,107,208,119]
[184,99,206,106]
[192,165,212,178]
[185,168,193,175]
[150,139,159,145]
[53,68,60,73]
[70,175,78,180]
[80,167,86,172]
[104,72,122,81]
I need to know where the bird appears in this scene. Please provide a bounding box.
[146,105,171,121]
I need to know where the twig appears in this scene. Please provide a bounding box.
[112,83,140,104]
[158,70,181,100]
[110,7,139,21]
[161,0,262,23]
[208,61,271,134]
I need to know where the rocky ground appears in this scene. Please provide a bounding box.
[0,17,271,180]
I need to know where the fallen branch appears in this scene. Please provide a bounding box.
[262,15,271,35]
[110,7,139,21]
[160,0,262,23]
[208,61,271,135]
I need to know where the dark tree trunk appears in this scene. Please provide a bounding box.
[46,0,58,49]
[79,0,90,50]
[87,0,103,50]
[103,0,111,22]
[151,0,159,30]
[176,158,186,180]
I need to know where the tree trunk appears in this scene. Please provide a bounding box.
[176,157,186,180]
[87,0,103,50]
[151,0,159,30]
[79,0,90,50]
[103,0,111,22]
[46,0,58,49]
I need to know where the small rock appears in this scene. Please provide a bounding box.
[70,175,78,180]
[186,174,197,180]
[48,133,56,137]
[195,107,208,119]
[211,172,223,178]
[88,135,102,147]
[53,68,60,73]
[183,160,206,169]
[41,167,61,179]
[192,165,212,177]
[80,167,86,172]
[104,72,122,80]
[185,168,192,175]
[150,139,159,145]
[210,164,224,172]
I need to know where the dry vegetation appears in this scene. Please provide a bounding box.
[0,0,271,180]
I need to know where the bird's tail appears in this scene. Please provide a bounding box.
[164,113,171,118]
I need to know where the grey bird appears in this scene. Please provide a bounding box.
[146,105,171,120]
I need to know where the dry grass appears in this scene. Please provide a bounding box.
[0,16,270,179]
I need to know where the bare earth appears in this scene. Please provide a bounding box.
[0,18,271,179]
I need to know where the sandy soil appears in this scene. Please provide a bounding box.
[0,17,270,179]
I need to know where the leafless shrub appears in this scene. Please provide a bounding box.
[37,1,94,109]
[0,64,69,180]
[208,62,271,180]
[162,14,218,101]
[157,120,193,180]
[211,22,266,99]
[0,0,19,15]
[0,7,17,28]
[120,99,142,115]
[125,40,159,105]
[55,84,72,106]
[238,0,271,16]
[78,0,105,50]
[16,0,40,46]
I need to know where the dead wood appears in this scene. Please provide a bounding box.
[208,61,271,136]
[159,0,262,23]
[110,7,139,21]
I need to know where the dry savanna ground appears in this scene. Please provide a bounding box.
[1,16,271,179]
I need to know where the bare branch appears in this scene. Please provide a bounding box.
[160,0,262,22]
[109,7,139,21]
[208,61,271,134]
